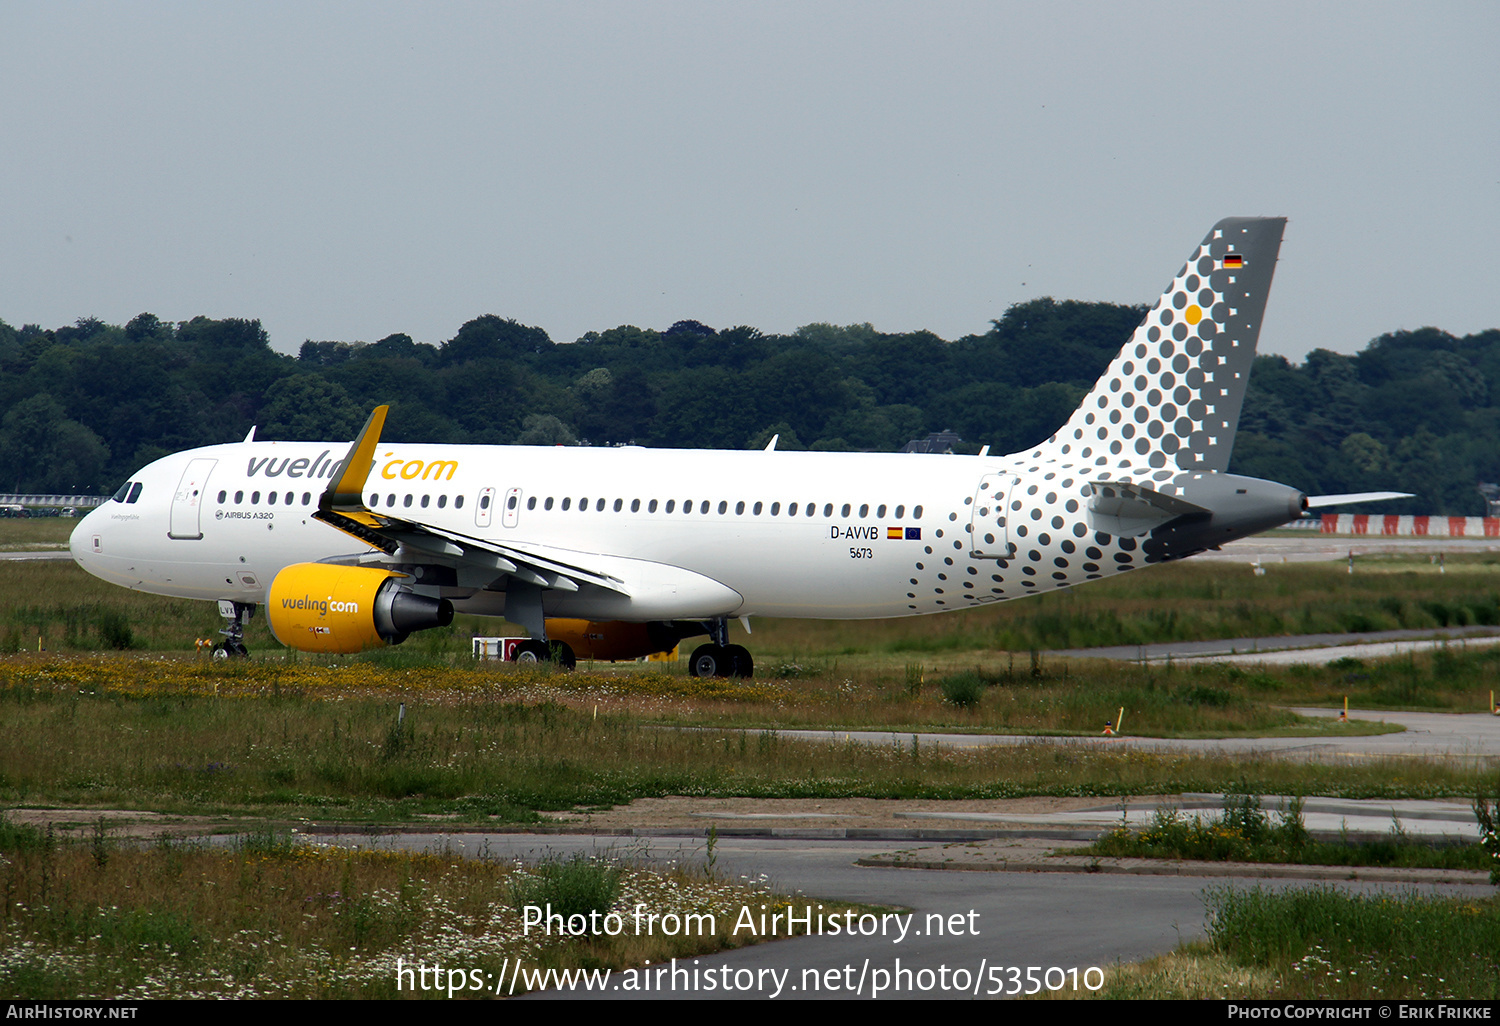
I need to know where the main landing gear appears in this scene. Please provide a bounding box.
[213,600,255,660]
[512,639,577,671]
[687,618,753,679]
[502,580,577,670]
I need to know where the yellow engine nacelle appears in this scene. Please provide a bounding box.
[268,563,453,654]
[545,618,679,662]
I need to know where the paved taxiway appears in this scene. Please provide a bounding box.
[312,700,1500,1000]
[772,706,1500,761]
[320,829,1484,1000]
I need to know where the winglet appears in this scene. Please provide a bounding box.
[321,405,389,513]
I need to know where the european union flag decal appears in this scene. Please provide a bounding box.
[905,527,921,540]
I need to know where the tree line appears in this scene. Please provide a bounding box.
[1,304,1494,513]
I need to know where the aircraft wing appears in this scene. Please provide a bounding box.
[311,406,628,596]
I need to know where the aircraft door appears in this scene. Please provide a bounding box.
[969,473,1016,559]
[475,487,495,528]
[168,458,217,540]
[501,488,522,528]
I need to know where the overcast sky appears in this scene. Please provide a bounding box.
[2,1,1495,362]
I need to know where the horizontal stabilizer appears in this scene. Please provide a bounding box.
[1088,481,1209,537]
[1304,491,1413,509]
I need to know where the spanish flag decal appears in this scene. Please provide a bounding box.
[1223,254,1244,268]
[887,527,903,539]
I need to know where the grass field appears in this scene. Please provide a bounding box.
[1073,889,1500,1000]
[0,517,74,551]
[0,657,1488,825]
[9,529,1500,1000]
[0,815,876,999]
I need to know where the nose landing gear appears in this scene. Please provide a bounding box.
[212,599,255,660]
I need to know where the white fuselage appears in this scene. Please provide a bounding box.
[70,439,1153,623]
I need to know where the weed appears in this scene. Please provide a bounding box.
[89,816,113,869]
[95,609,133,650]
[508,853,622,921]
[937,670,985,709]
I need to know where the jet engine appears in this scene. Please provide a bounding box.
[267,563,453,653]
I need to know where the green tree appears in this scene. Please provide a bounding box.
[259,376,364,441]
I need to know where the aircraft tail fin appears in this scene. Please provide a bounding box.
[1027,217,1285,476]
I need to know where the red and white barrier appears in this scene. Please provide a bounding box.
[1319,514,1500,537]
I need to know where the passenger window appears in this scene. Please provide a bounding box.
[235,490,244,504]
[771,502,780,515]
[788,502,798,516]
[683,499,693,513]
[841,503,850,517]
[631,499,640,512]
[700,501,709,514]
[596,498,606,512]
[285,491,294,505]
[438,495,448,509]
[562,497,572,510]
[267,492,277,505]
[217,490,226,503]
[613,498,623,512]
[480,494,491,510]
[386,494,396,507]
[251,491,260,504]
[302,493,311,505]
[127,482,143,504]
[544,497,553,510]
[508,495,518,510]
[914,505,923,519]
[404,495,413,508]
[752,501,761,515]
[665,500,675,513]
[527,496,536,510]
[859,504,869,517]
[823,504,833,517]
[369,493,379,506]
[717,501,727,514]
[895,505,905,519]
[877,504,886,517]
[421,495,431,508]
[806,504,816,517]
[648,499,658,513]
[455,495,464,509]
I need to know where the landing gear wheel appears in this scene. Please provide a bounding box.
[690,643,749,678]
[724,644,753,679]
[211,642,248,660]
[512,640,550,665]
[689,643,723,678]
[512,640,576,670]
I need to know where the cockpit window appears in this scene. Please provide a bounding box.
[126,482,143,504]
[112,482,133,502]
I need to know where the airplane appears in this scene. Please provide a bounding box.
[69,217,1403,676]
